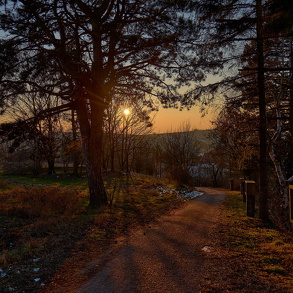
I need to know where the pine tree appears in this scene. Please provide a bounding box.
[196,0,293,224]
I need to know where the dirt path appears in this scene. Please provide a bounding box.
[70,187,226,293]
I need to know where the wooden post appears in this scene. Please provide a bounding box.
[240,178,246,202]
[230,179,234,191]
[245,181,256,217]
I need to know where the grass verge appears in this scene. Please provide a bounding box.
[216,190,293,292]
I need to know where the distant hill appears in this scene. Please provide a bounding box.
[149,129,215,153]
[190,129,214,152]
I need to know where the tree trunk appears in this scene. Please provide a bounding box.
[110,146,115,172]
[256,0,269,222]
[71,109,79,176]
[269,143,291,229]
[76,98,108,206]
[47,158,56,175]
[47,136,56,174]
[288,43,293,178]
[85,139,108,206]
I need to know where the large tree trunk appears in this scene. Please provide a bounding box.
[269,117,291,228]
[269,146,290,227]
[76,98,108,206]
[288,44,293,178]
[256,0,269,222]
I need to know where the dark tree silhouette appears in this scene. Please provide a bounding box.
[0,1,206,206]
[193,0,293,222]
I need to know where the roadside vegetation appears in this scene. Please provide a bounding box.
[216,190,293,292]
[0,172,185,293]
[1,171,293,292]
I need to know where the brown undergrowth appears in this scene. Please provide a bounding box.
[0,174,184,293]
[2,179,292,293]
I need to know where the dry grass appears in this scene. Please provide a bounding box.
[217,190,293,292]
[3,178,292,292]
[0,173,182,293]
[1,186,86,218]
[0,179,12,190]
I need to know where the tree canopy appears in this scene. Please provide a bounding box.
[0,0,207,205]
[0,0,207,110]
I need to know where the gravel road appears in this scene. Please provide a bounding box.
[74,187,226,293]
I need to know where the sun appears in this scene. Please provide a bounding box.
[123,108,130,116]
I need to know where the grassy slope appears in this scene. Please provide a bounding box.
[0,173,184,293]
[213,190,293,292]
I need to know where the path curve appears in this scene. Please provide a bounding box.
[73,187,226,293]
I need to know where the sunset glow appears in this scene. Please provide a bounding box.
[123,108,130,116]
[152,106,215,133]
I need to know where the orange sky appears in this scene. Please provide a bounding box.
[150,74,222,133]
[151,105,216,133]
[0,101,217,134]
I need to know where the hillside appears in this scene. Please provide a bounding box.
[150,129,214,152]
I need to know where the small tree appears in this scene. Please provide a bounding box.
[212,104,259,179]
[103,101,153,173]
[1,89,65,174]
[162,122,201,185]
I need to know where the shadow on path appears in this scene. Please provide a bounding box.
[75,188,226,293]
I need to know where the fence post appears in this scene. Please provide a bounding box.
[245,180,255,217]
[230,178,235,191]
[240,178,246,202]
